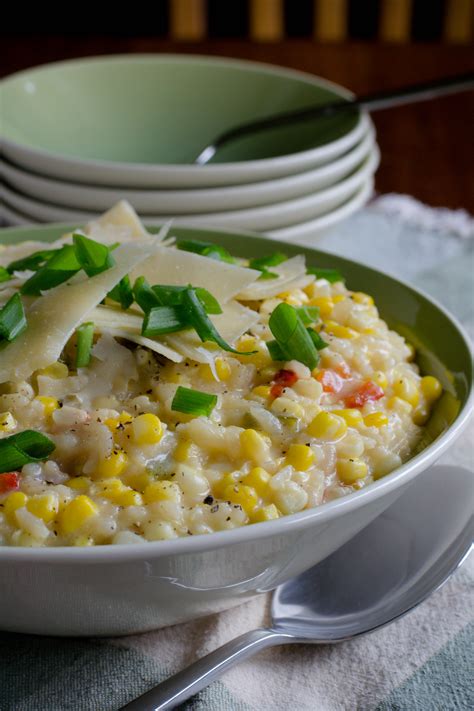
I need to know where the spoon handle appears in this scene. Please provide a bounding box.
[119,627,294,710]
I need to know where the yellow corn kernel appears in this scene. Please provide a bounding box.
[73,535,94,547]
[97,478,126,499]
[393,377,420,408]
[387,396,413,415]
[67,476,91,491]
[363,412,389,428]
[240,429,270,465]
[270,397,304,420]
[174,439,193,463]
[58,495,98,535]
[308,296,334,318]
[143,481,181,504]
[4,491,28,524]
[132,414,163,445]
[259,366,279,381]
[26,494,59,523]
[307,412,347,441]
[337,458,368,484]
[251,385,271,399]
[420,376,442,402]
[36,396,60,418]
[115,490,144,507]
[251,504,280,523]
[332,408,363,428]
[332,294,345,304]
[124,472,152,493]
[212,472,238,498]
[362,327,376,335]
[215,357,232,381]
[413,405,430,426]
[372,371,388,389]
[237,335,256,352]
[323,321,358,340]
[104,411,133,432]
[285,444,314,471]
[0,411,16,432]
[94,450,128,479]
[223,483,258,515]
[38,362,69,379]
[243,467,271,495]
[168,372,185,384]
[352,292,374,306]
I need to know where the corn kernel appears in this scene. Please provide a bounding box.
[332,294,345,304]
[4,491,28,524]
[352,292,374,306]
[124,472,152,493]
[413,405,430,426]
[307,412,347,441]
[387,396,413,415]
[73,535,94,547]
[372,371,388,389]
[243,467,271,495]
[26,494,59,523]
[270,397,304,419]
[223,483,258,515]
[97,478,126,499]
[132,414,163,445]
[420,376,442,402]
[104,411,133,432]
[215,357,232,381]
[174,439,193,463]
[0,411,16,432]
[362,328,376,335]
[36,396,60,418]
[363,412,389,428]
[212,472,238,498]
[251,504,280,523]
[337,458,368,484]
[323,321,358,339]
[116,490,143,507]
[308,296,334,318]
[38,362,69,379]
[251,385,271,399]
[143,481,181,504]
[240,429,270,465]
[94,450,128,479]
[393,378,420,408]
[285,444,314,471]
[58,495,98,535]
[332,408,363,427]
[67,476,91,491]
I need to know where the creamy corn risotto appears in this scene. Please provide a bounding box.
[0,202,443,547]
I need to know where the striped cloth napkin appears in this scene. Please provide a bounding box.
[2,195,473,711]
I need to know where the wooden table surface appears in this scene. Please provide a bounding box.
[2,37,474,212]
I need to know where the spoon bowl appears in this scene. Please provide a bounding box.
[121,464,473,709]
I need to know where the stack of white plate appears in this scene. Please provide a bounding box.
[1,55,379,241]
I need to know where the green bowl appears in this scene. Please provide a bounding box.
[0,55,368,188]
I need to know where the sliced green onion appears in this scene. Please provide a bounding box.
[0,430,56,473]
[133,277,160,313]
[181,288,255,355]
[171,386,217,417]
[0,267,11,283]
[21,245,81,295]
[73,234,115,277]
[142,306,189,337]
[0,293,27,343]
[266,339,286,361]
[75,322,95,368]
[7,248,60,274]
[133,278,222,316]
[307,328,328,351]
[177,239,235,263]
[268,302,319,370]
[108,275,134,310]
[257,270,279,280]
[295,306,320,326]
[307,266,344,284]
[249,252,287,271]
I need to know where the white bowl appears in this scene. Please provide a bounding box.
[1,148,379,231]
[1,129,375,214]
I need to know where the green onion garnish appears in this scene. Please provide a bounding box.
[171,386,217,417]
[142,306,189,337]
[133,277,160,313]
[295,306,320,326]
[266,339,286,361]
[0,267,11,283]
[307,328,329,351]
[249,252,287,281]
[133,278,223,316]
[268,302,319,370]
[307,267,344,284]
[73,234,115,277]
[0,293,27,343]
[177,239,235,264]
[21,245,81,295]
[0,430,56,473]
[107,275,134,310]
[6,248,60,274]
[181,287,255,355]
[75,322,95,368]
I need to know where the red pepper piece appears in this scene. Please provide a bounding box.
[345,381,384,408]
[0,471,20,494]
[270,369,298,399]
[334,361,351,379]
[316,369,344,394]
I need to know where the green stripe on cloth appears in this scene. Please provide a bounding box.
[0,632,251,711]
[376,623,474,711]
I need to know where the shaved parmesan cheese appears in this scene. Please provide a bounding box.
[236,255,311,300]
[0,241,53,268]
[86,200,150,243]
[130,245,260,304]
[0,237,161,384]
[104,330,184,363]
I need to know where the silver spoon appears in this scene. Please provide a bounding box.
[195,73,474,165]
[121,464,473,711]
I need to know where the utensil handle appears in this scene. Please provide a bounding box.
[119,627,293,711]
